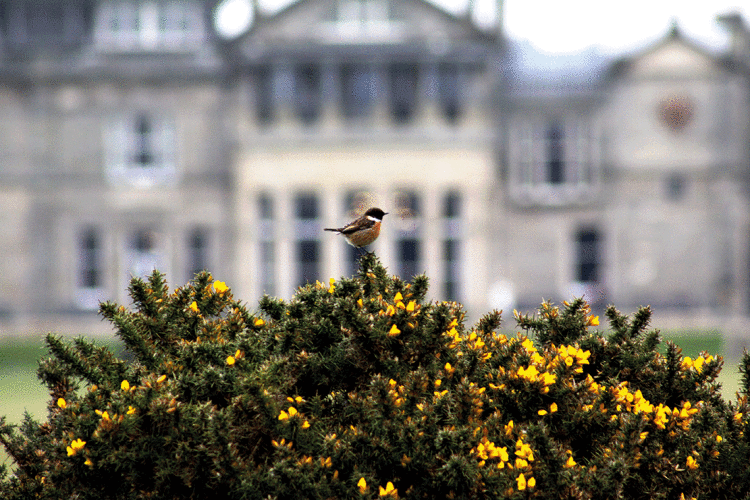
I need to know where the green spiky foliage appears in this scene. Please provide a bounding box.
[1,254,750,499]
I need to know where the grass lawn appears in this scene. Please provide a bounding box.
[0,337,50,425]
[0,336,123,470]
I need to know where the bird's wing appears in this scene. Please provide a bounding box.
[339,217,375,235]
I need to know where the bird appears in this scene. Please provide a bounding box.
[324,207,388,248]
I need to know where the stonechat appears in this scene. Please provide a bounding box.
[324,207,388,248]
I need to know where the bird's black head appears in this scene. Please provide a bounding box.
[365,207,387,220]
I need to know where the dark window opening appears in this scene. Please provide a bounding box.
[260,241,275,295]
[576,229,600,283]
[444,239,459,301]
[390,63,418,124]
[297,240,320,286]
[546,121,565,185]
[295,193,319,220]
[79,228,101,288]
[398,238,420,279]
[398,190,421,217]
[438,63,461,124]
[443,190,461,218]
[256,66,274,125]
[341,64,374,120]
[188,228,209,278]
[133,115,154,167]
[295,64,321,125]
[259,192,274,220]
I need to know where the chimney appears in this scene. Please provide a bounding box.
[717,12,750,63]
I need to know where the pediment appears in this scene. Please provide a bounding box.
[611,26,729,80]
[236,0,494,59]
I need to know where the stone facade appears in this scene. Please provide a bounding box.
[0,0,749,333]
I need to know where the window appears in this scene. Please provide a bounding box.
[338,0,389,24]
[395,190,421,279]
[397,190,421,218]
[390,63,418,124]
[297,240,320,286]
[666,174,687,201]
[398,238,420,279]
[128,229,161,279]
[133,114,155,166]
[76,227,106,310]
[438,63,461,124]
[26,3,65,43]
[444,239,460,301]
[260,241,276,295]
[94,0,205,51]
[105,114,176,187]
[295,193,321,286]
[510,116,599,205]
[2,2,93,48]
[443,191,462,301]
[187,228,209,279]
[259,192,274,220]
[78,228,102,289]
[443,190,461,219]
[545,121,565,184]
[341,64,375,120]
[255,66,274,125]
[258,193,276,295]
[296,193,319,220]
[295,64,322,125]
[575,229,600,283]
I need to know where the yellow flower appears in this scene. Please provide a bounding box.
[157,374,167,384]
[226,356,236,366]
[541,372,557,386]
[686,456,699,470]
[564,455,576,468]
[84,457,93,467]
[379,481,398,497]
[328,278,336,294]
[287,406,298,417]
[406,300,416,312]
[528,477,536,488]
[66,438,86,457]
[57,398,67,409]
[214,281,229,294]
[357,477,368,493]
[302,420,310,429]
[254,318,265,327]
[388,324,401,336]
[189,301,199,313]
[550,402,558,413]
[716,435,723,443]
[278,410,289,421]
[516,473,527,491]
[121,380,130,391]
[357,298,364,308]
[127,406,136,415]
[537,409,548,416]
[444,362,455,375]
[587,315,599,326]
[394,292,403,302]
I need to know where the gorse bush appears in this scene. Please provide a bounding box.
[2,253,750,499]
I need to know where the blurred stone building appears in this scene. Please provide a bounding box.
[0,0,749,332]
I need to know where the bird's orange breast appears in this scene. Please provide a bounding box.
[346,221,381,248]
